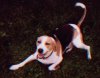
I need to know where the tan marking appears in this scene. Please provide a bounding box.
[73,30,78,39]
[36,35,62,56]
[44,36,56,52]
[55,39,62,56]
[73,29,83,41]
[52,36,62,56]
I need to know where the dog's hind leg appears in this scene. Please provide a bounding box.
[72,35,91,60]
[65,42,73,53]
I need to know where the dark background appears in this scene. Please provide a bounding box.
[0,0,100,78]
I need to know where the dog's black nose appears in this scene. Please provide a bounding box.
[38,48,43,53]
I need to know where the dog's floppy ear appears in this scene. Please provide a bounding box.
[50,35,62,56]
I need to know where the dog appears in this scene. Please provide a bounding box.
[9,2,91,71]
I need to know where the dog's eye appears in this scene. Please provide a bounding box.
[37,41,41,44]
[45,43,50,45]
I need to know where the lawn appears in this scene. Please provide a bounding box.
[0,0,100,78]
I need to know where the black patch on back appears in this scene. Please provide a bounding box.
[49,24,74,50]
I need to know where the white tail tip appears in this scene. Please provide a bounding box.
[75,2,86,8]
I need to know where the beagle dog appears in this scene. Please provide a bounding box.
[9,2,91,71]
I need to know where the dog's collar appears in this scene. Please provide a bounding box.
[39,51,53,59]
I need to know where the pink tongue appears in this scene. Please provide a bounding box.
[38,54,44,58]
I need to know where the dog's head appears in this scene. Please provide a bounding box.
[36,35,57,59]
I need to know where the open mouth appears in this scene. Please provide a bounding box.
[37,53,45,59]
[37,51,53,59]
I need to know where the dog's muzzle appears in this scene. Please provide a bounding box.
[37,48,45,59]
[38,48,44,54]
[37,48,53,59]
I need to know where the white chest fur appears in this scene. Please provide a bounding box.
[37,52,59,64]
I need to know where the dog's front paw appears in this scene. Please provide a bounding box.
[48,65,60,71]
[9,65,20,70]
[48,66,56,71]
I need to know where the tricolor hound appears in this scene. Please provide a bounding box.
[9,2,91,71]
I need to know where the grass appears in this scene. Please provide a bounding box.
[0,0,100,78]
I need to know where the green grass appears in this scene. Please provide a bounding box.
[0,0,100,78]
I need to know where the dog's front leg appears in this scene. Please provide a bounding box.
[9,52,38,70]
[48,56,63,71]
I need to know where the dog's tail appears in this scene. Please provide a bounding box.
[75,2,86,27]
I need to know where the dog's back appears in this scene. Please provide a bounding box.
[50,24,74,50]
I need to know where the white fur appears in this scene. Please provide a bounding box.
[9,23,91,71]
[9,36,63,71]
[9,52,38,70]
[36,37,49,54]
[75,2,86,8]
[38,52,59,64]
[69,24,80,33]
[9,51,62,71]
[9,2,91,71]
[69,24,91,59]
